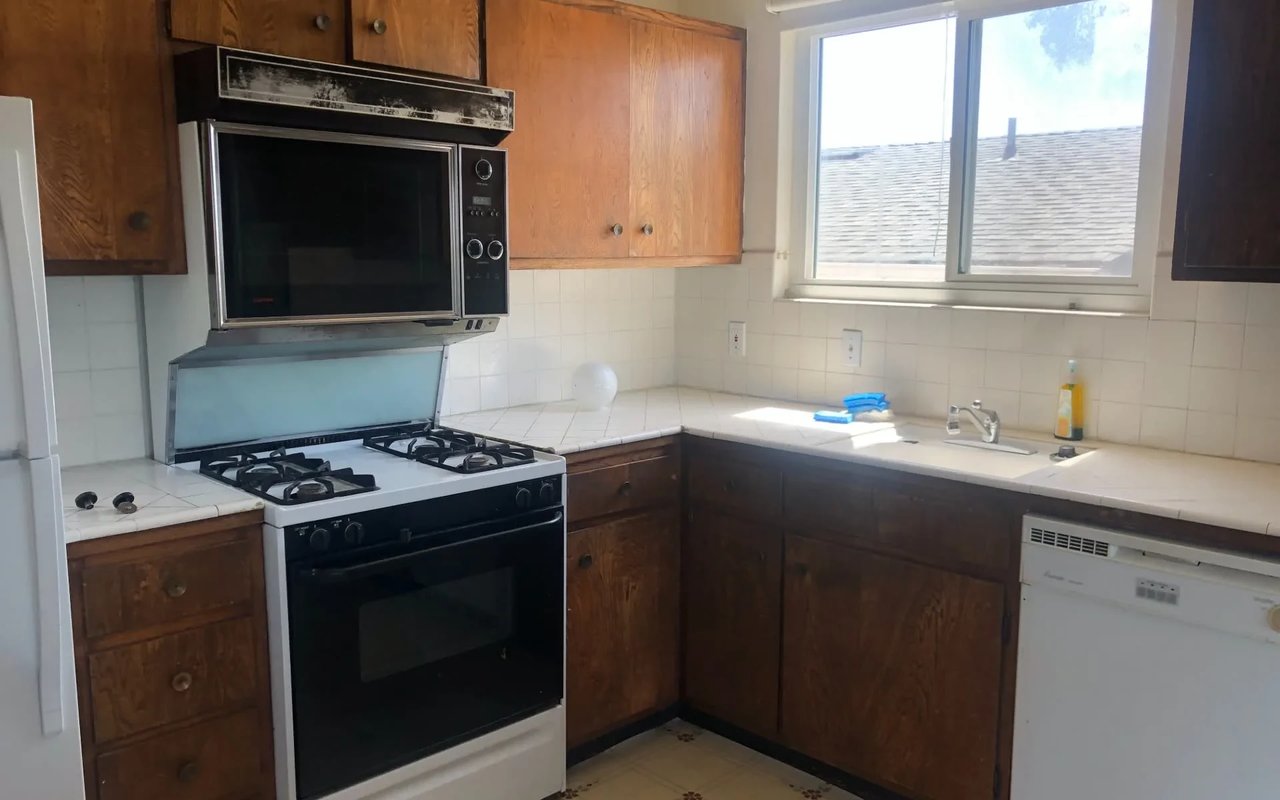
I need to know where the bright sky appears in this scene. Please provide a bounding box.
[819,0,1153,149]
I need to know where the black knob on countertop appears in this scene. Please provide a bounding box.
[343,521,365,545]
[309,527,331,551]
[112,492,137,514]
[1056,445,1079,460]
[515,486,532,509]
[74,491,98,510]
[538,481,556,504]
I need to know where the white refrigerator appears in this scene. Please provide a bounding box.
[0,96,85,799]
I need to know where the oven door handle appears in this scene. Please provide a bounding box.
[297,511,564,584]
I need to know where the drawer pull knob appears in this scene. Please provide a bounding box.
[610,223,624,237]
[177,761,200,783]
[171,671,193,693]
[313,13,331,30]
[164,578,187,598]
[578,554,593,569]
[127,210,151,231]
[617,481,633,497]
[371,18,388,34]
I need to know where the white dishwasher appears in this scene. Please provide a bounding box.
[1012,515,1280,800]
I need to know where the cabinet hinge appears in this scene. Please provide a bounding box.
[1001,609,1012,645]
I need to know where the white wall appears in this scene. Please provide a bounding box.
[45,277,150,466]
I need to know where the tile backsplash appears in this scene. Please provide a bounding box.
[441,268,677,414]
[672,257,1280,464]
[46,276,149,466]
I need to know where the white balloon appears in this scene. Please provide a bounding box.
[571,362,618,410]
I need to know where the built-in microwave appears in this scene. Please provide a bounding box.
[173,47,514,329]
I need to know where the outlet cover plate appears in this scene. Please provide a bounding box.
[842,329,863,367]
[729,321,747,359]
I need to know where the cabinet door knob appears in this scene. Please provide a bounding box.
[370,18,388,34]
[314,14,331,30]
[171,671,193,693]
[177,761,200,783]
[617,481,633,497]
[127,211,151,231]
[610,223,624,237]
[641,223,654,236]
[577,554,593,569]
[164,578,187,598]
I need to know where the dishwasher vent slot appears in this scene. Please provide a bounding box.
[1029,526,1113,558]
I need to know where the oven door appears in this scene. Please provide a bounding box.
[286,509,564,800]
[207,122,461,327]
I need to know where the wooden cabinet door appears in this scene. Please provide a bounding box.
[782,535,1005,800]
[486,0,632,263]
[566,509,680,748]
[683,506,781,739]
[169,0,347,63]
[0,0,179,269]
[1173,0,1280,282]
[629,21,743,259]
[348,0,481,80]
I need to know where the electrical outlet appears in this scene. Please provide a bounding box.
[728,321,747,359]
[841,329,863,367]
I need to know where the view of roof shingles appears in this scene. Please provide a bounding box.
[816,126,1142,273]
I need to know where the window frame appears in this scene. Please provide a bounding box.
[786,0,1175,314]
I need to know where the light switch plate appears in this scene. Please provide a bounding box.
[841,329,863,367]
[728,321,747,359]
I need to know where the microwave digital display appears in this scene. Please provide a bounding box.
[471,196,492,207]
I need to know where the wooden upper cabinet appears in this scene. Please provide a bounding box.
[0,0,181,272]
[487,0,633,262]
[781,535,1006,800]
[348,0,481,80]
[168,0,348,63]
[630,20,744,259]
[1173,0,1280,281]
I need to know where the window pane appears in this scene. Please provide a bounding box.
[815,18,956,283]
[966,0,1152,279]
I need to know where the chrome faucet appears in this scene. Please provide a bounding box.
[947,400,1001,444]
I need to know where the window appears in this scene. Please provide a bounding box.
[798,0,1161,310]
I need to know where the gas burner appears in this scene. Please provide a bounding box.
[200,449,378,505]
[365,426,536,473]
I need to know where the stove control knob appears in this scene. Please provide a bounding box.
[515,486,532,509]
[309,527,331,552]
[538,481,556,505]
[343,521,365,545]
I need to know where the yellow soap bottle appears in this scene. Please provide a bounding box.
[1055,359,1084,441]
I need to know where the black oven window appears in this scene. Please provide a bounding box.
[217,131,455,321]
[358,567,514,682]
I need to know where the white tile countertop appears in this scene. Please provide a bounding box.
[443,387,1280,538]
[61,459,264,543]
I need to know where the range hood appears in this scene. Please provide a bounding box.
[174,47,514,146]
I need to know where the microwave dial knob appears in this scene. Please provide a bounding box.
[308,527,331,552]
[343,521,365,545]
[538,481,556,504]
[515,486,532,509]
[474,158,494,182]
[487,240,505,261]
[466,238,484,260]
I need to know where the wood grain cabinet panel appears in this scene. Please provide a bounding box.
[781,535,1005,800]
[95,709,263,800]
[1173,0,1280,281]
[683,506,781,740]
[0,0,182,273]
[88,617,259,743]
[486,0,633,261]
[169,0,348,63]
[348,0,481,80]
[566,509,681,747]
[567,454,681,525]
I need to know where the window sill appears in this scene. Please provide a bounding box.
[786,282,1151,316]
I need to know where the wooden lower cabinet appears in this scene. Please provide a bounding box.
[781,534,1006,800]
[567,508,681,747]
[683,506,782,739]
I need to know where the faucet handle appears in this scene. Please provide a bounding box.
[971,399,983,409]
[945,405,962,435]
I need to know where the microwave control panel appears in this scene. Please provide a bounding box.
[460,146,508,317]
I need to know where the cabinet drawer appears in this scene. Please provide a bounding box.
[687,455,781,519]
[872,491,1012,575]
[96,709,263,800]
[568,455,680,524]
[783,468,877,541]
[88,618,258,743]
[81,538,255,639]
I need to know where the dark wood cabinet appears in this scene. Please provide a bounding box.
[0,0,183,274]
[168,0,348,63]
[566,508,681,747]
[486,0,745,269]
[348,0,481,80]
[781,534,1006,800]
[1173,0,1280,281]
[683,506,782,740]
[68,512,275,800]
